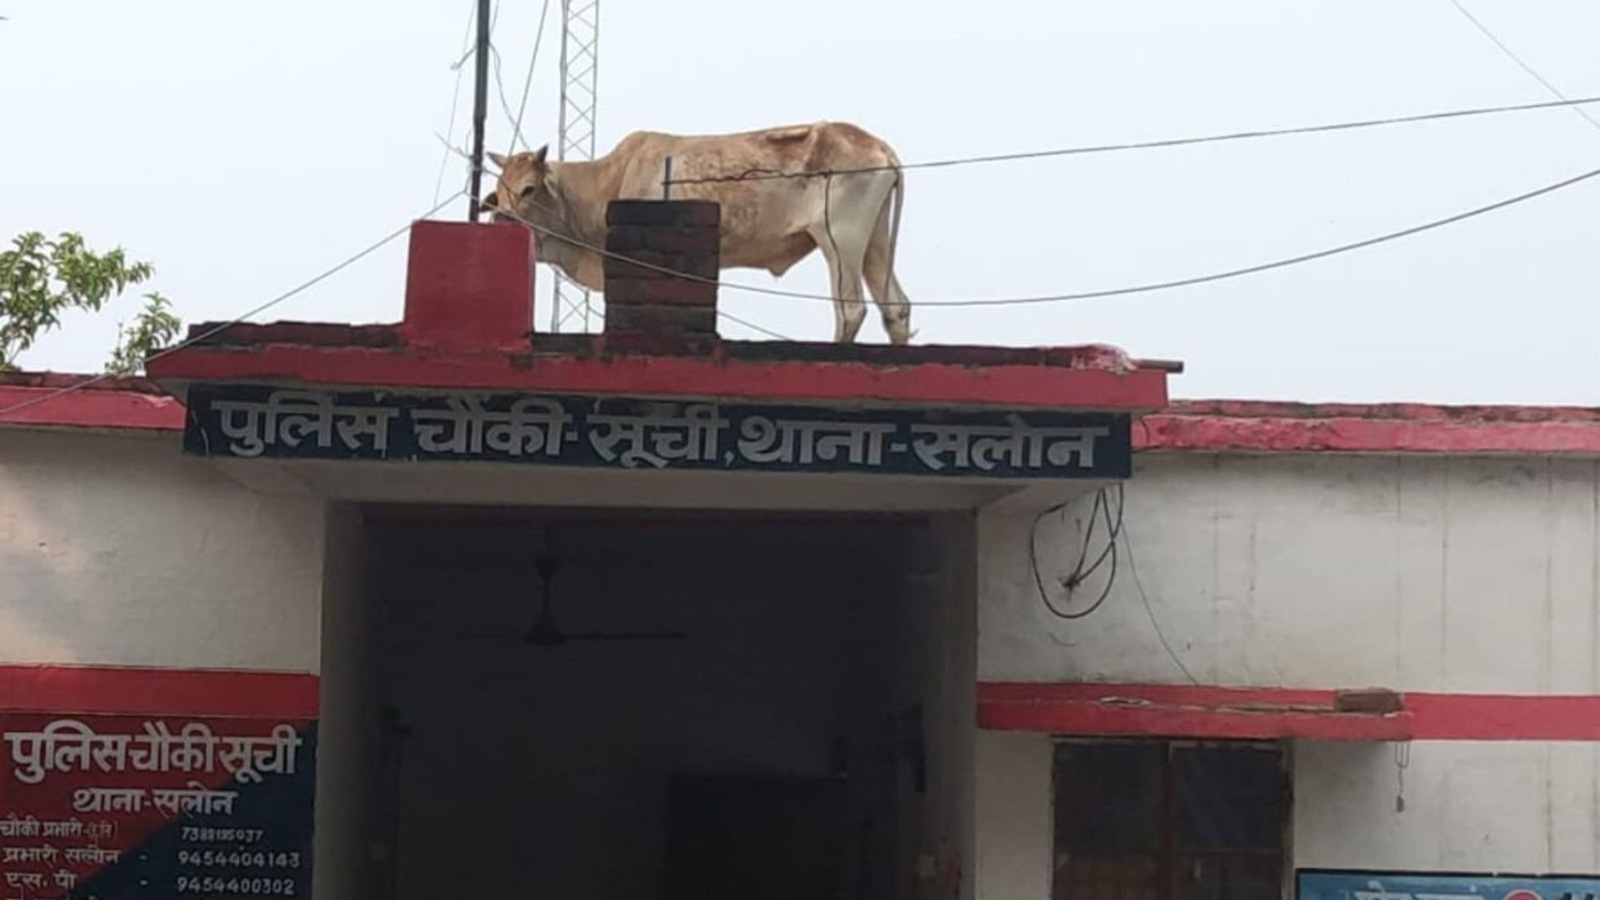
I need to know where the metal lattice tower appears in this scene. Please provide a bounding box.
[549,0,600,332]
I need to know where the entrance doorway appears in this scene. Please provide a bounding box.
[318,506,974,900]
[1051,739,1289,900]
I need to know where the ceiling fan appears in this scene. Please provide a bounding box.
[461,550,689,648]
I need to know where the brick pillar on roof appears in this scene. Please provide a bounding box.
[602,200,721,340]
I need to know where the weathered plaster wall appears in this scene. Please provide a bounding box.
[979,453,1599,693]
[312,504,382,900]
[902,513,979,900]
[1293,739,1600,873]
[974,451,1600,892]
[973,730,1052,900]
[0,429,326,671]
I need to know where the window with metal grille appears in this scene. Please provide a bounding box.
[1051,739,1288,900]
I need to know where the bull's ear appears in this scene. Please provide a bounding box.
[486,151,509,170]
[530,144,549,167]
[482,191,499,210]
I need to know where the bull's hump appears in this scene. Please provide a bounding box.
[761,125,816,144]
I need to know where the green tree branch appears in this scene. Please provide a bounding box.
[0,231,183,374]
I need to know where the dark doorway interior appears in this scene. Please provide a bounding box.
[354,509,942,900]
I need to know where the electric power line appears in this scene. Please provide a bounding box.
[715,309,792,340]
[1030,486,1125,621]
[1119,519,1200,686]
[0,191,791,423]
[432,1,479,205]
[437,170,785,334]
[661,93,1600,186]
[2,2,791,419]
[508,0,555,156]
[488,43,532,150]
[1446,0,1600,134]
[489,159,1600,309]
[439,0,547,201]
[0,191,468,421]
[18,91,1597,415]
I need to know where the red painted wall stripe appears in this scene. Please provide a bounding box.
[1400,693,1600,740]
[978,682,1600,742]
[0,665,319,718]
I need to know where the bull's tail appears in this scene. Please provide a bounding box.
[883,149,914,342]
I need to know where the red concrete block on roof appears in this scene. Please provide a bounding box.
[400,219,534,352]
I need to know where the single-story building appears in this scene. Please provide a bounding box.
[4,202,1599,900]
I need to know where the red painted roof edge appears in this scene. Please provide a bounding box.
[142,342,1172,412]
[171,320,1186,374]
[1165,398,1600,423]
[7,372,1600,458]
[0,373,185,432]
[1139,398,1600,456]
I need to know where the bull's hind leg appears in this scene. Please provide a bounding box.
[863,194,913,345]
[808,173,881,343]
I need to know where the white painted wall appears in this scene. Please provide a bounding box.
[973,731,1051,900]
[900,513,979,900]
[979,453,1600,692]
[312,504,384,900]
[0,429,326,671]
[973,452,1600,893]
[1293,739,1600,874]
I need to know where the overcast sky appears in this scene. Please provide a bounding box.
[3,1,1597,404]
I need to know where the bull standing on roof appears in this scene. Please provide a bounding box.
[481,121,915,345]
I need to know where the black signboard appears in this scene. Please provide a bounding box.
[182,382,1133,480]
[1,713,317,900]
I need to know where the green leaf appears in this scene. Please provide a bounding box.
[105,292,184,377]
[1,230,182,374]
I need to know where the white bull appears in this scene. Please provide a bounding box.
[481,121,914,344]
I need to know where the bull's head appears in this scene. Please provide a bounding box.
[481,146,554,239]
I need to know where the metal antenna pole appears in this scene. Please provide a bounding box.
[467,0,492,222]
[549,0,601,331]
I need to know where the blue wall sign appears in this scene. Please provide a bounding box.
[1300,869,1600,900]
[181,382,1133,480]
